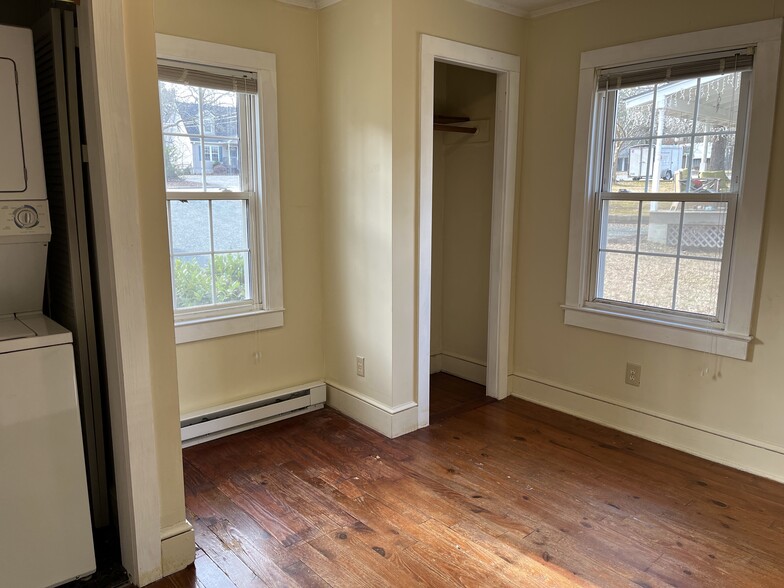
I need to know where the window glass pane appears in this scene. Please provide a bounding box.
[173,254,213,309]
[611,140,688,193]
[639,201,679,255]
[204,139,241,192]
[214,252,250,304]
[170,200,211,253]
[675,258,722,316]
[655,80,697,137]
[601,200,639,251]
[616,85,654,138]
[598,251,635,303]
[687,134,735,193]
[163,135,204,191]
[680,202,728,259]
[611,141,651,191]
[159,81,199,133]
[635,255,676,309]
[201,89,239,138]
[212,200,248,251]
[696,73,742,134]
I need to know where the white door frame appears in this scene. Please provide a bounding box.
[417,35,520,428]
[77,1,163,584]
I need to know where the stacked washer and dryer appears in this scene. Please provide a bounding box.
[0,24,96,587]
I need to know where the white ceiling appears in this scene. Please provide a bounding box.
[277,0,600,19]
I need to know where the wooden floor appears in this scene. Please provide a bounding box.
[429,372,495,423]
[152,374,784,587]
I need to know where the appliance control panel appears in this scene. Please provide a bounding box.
[0,201,50,237]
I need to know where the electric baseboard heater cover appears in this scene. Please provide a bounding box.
[181,382,326,445]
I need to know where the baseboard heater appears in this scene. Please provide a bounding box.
[180,381,327,446]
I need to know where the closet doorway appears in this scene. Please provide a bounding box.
[417,36,520,428]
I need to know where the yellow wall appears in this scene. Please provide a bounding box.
[122,0,185,534]
[154,0,324,414]
[319,0,396,406]
[515,0,784,458]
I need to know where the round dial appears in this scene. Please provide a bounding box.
[13,205,39,229]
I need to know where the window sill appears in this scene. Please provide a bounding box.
[562,304,751,360]
[174,308,284,344]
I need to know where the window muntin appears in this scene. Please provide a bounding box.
[590,67,750,322]
[158,76,260,318]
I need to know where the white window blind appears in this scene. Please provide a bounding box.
[597,48,754,89]
[157,59,258,94]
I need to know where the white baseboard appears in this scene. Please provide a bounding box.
[429,353,442,374]
[160,520,194,577]
[326,381,419,438]
[508,373,784,484]
[436,352,487,385]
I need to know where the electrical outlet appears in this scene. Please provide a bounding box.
[625,363,642,387]
[356,356,365,377]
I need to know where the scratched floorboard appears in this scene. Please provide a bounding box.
[151,373,784,587]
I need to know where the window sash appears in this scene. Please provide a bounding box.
[166,197,255,313]
[599,72,751,195]
[588,192,737,323]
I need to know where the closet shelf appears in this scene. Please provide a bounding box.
[434,114,477,134]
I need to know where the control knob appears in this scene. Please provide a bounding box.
[13,205,39,229]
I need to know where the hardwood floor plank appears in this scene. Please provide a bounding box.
[306,532,394,587]
[189,518,267,588]
[282,560,332,588]
[191,553,235,588]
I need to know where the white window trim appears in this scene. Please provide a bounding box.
[156,34,284,344]
[564,19,782,360]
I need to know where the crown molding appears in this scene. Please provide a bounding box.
[276,0,342,9]
[466,0,599,18]
[464,0,527,17]
[528,0,599,18]
[277,0,599,18]
[276,0,315,9]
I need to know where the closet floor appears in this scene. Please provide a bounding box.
[429,371,495,423]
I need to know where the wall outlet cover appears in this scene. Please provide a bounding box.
[625,363,642,387]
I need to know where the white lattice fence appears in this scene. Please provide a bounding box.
[667,224,725,249]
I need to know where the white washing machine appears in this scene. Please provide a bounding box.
[0,25,95,588]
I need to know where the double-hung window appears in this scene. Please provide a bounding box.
[564,20,781,359]
[156,35,284,344]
